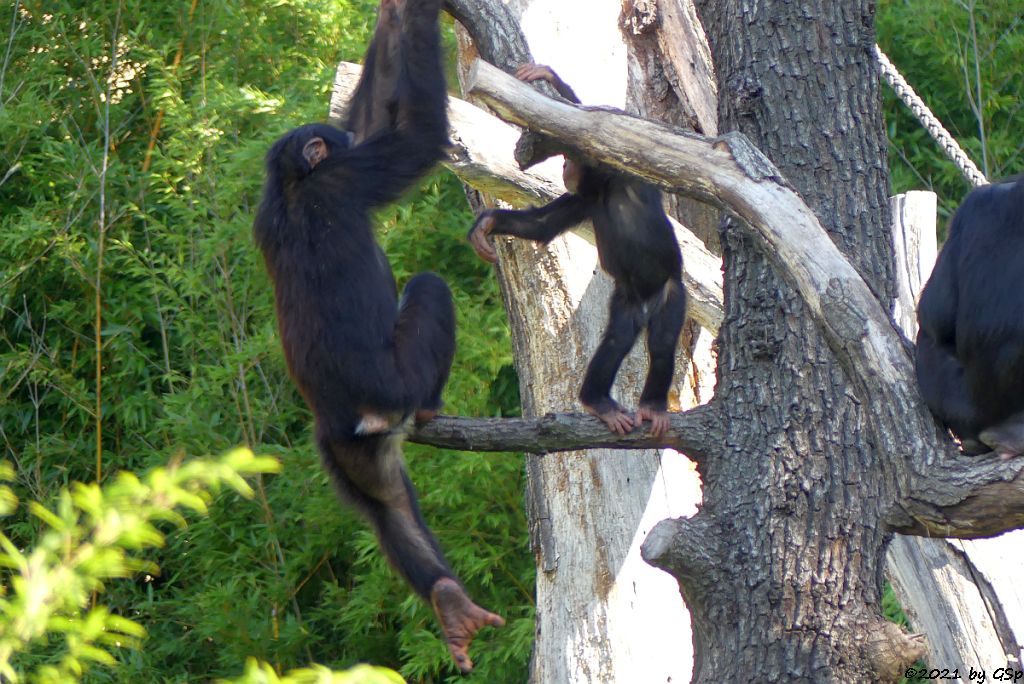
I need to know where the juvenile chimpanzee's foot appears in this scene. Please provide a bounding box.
[430,577,505,673]
[583,400,635,435]
[637,405,671,438]
[354,413,392,436]
[415,408,439,423]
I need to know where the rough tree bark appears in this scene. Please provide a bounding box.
[658,0,916,677]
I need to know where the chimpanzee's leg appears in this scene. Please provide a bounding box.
[580,286,644,435]
[316,429,504,672]
[979,412,1024,459]
[317,432,451,595]
[915,331,987,452]
[390,272,503,670]
[393,272,455,418]
[354,272,453,434]
[638,279,686,437]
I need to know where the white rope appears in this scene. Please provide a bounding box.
[874,44,988,187]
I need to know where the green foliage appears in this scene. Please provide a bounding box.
[0,1,531,682]
[227,660,405,684]
[0,449,280,682]
[882,583,928,684]
[878,0,1023,222]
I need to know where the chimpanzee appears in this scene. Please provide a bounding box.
[915,177,1024,459]
[253,0,503,671]
[468,64,686,437]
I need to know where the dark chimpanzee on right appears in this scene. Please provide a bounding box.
[253,0,502,672]
[468,64,686,437]
[915,177,1024,459]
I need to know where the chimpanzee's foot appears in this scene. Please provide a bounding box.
[979,415,1024,460]
[637,405,671,438]
[584,400,635,435]
[354,412,392,436]
[415,408,438,423]
[430,577,505,673]
[415,400,443,424]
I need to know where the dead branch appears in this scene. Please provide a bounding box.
[408,404,722,461]
[462,58,1024,538]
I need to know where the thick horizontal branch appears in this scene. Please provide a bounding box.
[460,60,1024,534]
[889,457,1024,538]
[407,404,723,461]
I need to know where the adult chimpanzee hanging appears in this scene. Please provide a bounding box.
[253,0,503,671]
[915,177,1024,459]
[468,64,687,437]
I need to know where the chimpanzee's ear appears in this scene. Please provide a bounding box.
[302,137,328,169]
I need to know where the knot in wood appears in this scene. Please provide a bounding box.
[621,0,659,35]
[823,277,868,344]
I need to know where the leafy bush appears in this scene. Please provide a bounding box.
[0,2,530,682]
[0,449,278,681]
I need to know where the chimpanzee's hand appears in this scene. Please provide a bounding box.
[515,63,556,84]
[514,63,580,104]
[468,211,498,263]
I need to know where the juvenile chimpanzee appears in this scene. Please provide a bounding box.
[253,0,503,671]
[915,177,1024,459]
[468,64,686,437]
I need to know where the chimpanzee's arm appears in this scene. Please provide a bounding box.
[344,3,401,143]
[483,193,589,241]
[315,131,446,209]
[327,0,449,208]
[467,194,590,262]
[347,0,448,141]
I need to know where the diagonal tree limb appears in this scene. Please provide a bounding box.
[462,58,1024,539]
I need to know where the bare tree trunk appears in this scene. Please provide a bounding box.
[675,0,914,680]
[450,1,714,680]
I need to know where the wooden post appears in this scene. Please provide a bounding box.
[886,190,1024,671]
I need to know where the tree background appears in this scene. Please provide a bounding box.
[0,0,1019,681]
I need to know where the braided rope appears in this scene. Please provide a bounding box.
[874,44,989,187]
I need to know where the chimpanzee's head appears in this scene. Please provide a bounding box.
[266,123,353,181]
